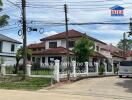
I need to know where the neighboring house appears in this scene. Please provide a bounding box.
[100,44,125,68]
[125,50,132,61]
[28,29,115,71]
[0,34,21,65]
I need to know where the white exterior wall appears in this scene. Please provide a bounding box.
[45,40,62,49]
[127,57,132,61]
[2,41,18,53]
[61,40,66,48]
[100,50,112,58]
[0,56,16,66]
[0,41,20,66]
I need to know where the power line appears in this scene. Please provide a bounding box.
[0,26,18,31]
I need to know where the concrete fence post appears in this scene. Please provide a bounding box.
[72,61,76,78]
[112,64,114,74]
[26,64,31,76]
[54,60,60,82]
[104,63,107,75]
[85,62,89,76]
[95,62,99,75]
[1,64,6,75]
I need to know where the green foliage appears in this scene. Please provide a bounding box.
[16,46,32,61]
[0,15,9,27]
[15,46,32,73]
[0,0,3,6]
[99,64,105,75]
[73,35,94,62]
[0,76,52,90]
[0,57,5,64]
[0,0,9,27]
[117,39,132,50]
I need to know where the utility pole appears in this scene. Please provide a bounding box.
[64,4,70,80]
[22,0,27,77]
[130,18,132,32]
[123,32,126,57]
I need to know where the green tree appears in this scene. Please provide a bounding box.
[15,47,32,74]
[73,35,94,62]
[0,0,10,27]
[117,39,132,50]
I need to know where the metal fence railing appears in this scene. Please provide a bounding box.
[31,63,54,76]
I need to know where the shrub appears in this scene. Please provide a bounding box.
[99,64,105,75]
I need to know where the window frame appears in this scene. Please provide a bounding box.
[11,44,15,52]
[68,41,75,48]
[49,42,57,48]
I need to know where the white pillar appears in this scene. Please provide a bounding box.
[26,64,31,76]
[104,63,107,75]
[72,61,76,78]
[1,64,6,75]
[85,62,89,76]
[111,59,114,74]
[112,65,114,74]
[95,62,99,75]
[54,60,60,82]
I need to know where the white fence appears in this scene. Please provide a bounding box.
[0,60,114,82]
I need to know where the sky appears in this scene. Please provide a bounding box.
[0,0,132,46]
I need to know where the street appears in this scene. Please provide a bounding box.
[39,76,132,100]
[0,76,131,100]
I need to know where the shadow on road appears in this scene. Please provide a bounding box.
[116,78,132,93]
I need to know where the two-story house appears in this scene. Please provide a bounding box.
[28,29,113,66]
[0,34,21,65]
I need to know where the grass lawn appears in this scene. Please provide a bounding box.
[0,76,53,90]
[31,69,53,75]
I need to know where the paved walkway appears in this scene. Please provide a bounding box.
[0,76,132,100]
[39,76,132,100]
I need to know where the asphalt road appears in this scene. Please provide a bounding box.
[0,76,132,100]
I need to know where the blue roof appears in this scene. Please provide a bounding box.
[110,5,125,10]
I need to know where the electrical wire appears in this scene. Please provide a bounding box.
[0,26,19,31]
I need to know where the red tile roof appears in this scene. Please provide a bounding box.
[125,50,132,57]
[32,47,74,55]
[100,44,125,59]
[92,52,106,58]
[40,29,107,45]
[28,42,45,49]
[111,52,126,59]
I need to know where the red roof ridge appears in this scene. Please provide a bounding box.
[40,29,107,45]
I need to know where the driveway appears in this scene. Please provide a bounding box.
[39,76,132,100]
[0,76,132,100]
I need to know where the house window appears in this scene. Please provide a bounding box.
[68,41,75,48]
[32,48,37,51]
[49,42,57,48]
[0,41,2,52]
[38,48,41,51]
[32,57,35,62]
[42,57,45,63]
[36,57,41,63]
[96,46,99,51]
[11,44,15,52]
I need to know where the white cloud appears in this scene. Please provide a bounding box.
[44,31,58,37]
[2,0,132,45]
[102,39,120,46]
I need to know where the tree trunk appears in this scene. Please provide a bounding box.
[15,58,20,74]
